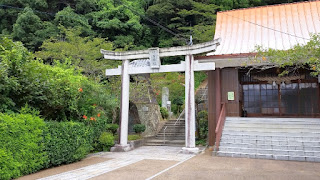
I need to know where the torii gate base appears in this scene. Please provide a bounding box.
[102,39,220,154]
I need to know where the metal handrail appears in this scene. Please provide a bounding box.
[163,126,168,145]
[215,103,226,151]
[174,109,185,126]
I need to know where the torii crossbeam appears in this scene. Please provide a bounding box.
[102,39,220,154]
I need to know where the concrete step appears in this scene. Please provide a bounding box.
[226,117,320,123]
[220,139,320,146]
[222,130,320,137]
[217,151,320,162]
[154,137,185,140]
[144,139,185,146]
[220,143,320,151]
[224,124,320,129]
[219,147,320,156]
[219,142,320,150]
[223,128,320,133]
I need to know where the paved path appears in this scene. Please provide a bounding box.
[35,146,195,180]
[20,146,320,180]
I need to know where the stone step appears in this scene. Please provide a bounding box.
[225,124,320,129]
[225,121,320,125]
[226,117,320,123]
[219,143,320,151]
[220,142,320,150]
[157,132,185,135]
[217,151,320,162]
[219,147,320,156]
[222,130,320,137]
[144,139,185,146]
[220,139,320,146]
[158,131,185,134]
[223,128,320,133]
[222,133,320,139]
[154,136,185,140]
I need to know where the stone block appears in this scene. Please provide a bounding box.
[274,155,289,161]
[273,150,288,155]
[305,152,314,156]
[289,156,305,161]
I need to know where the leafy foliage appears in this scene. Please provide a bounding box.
[197,110,208,139]
[0,113,47,180]
[106,123,119,136]
[43,121,92,167]
[0,37,117,121]
[133,124,146,134]
[255,34,320,76]
[128,134,141,141]
[160,107,169,119]
[98,132,115,151]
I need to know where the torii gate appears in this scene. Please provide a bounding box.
[101,39,220,154]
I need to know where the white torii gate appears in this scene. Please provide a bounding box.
[101,39,220,154]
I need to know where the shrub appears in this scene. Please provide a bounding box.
[98,132,115,151]
[0,37,117,122]
[0,113,47,180]
[133,124,146,135]
[160,107,169,119]
[106,123,119,135]
[197,110,208,139]
[43,121,92,167]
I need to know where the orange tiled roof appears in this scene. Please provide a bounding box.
[213,1,320,55]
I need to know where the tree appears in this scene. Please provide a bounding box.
[54,6,94,36]
[255,34,320,76]
[88,0,150,49]
[12,7,56,51]
[35,27,117,78]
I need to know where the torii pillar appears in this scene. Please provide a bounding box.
[101,39,220,153]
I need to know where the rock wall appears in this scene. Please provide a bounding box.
[135,103,162,137]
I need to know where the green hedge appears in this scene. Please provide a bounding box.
[43,121,92,167]
[0,113,47,180]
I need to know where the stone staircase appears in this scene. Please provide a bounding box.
[217,117,320,162]
[145,119,185,146]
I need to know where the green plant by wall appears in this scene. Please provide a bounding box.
[160,107,169,119]
[128,134,141,141]
[133,124,146,135]
[98,132,115,151]
[43,121,92,167]
[106,123,119,135]
[0,113,47,180]
[197,110,208,140]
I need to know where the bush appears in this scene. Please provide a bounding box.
[0,37,117,122]
[98,132,115,151]
[160,107,169,119]
[106,123,119,135]
[133,124,146,135]
[197,110,208,139]
[0,113,47,180]
[43,121,92,167]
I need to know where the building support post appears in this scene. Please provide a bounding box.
[111,59,131,152]
[208,70,216,146]
[182,55,199,154]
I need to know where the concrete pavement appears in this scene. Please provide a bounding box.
[19,146,320,180]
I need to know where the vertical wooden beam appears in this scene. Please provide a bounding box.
[208,68,221,146]
[215,68,222,125]
[208,70,215,146]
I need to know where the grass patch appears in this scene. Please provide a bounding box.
[128,135,141,141]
